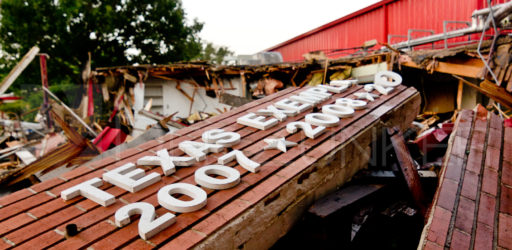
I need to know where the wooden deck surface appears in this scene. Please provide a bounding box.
[0,84,420,249]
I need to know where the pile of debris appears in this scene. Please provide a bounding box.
[2,28,512,194]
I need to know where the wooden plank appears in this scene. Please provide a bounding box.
[402,58,484,79]
[480,79,512,109]
[457,80,463,110]
[308,184,384,218]
[388,127,427,215]
[0,47,40,95]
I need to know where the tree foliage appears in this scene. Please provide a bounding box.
[200,42,234,65]
[0,0,204,87]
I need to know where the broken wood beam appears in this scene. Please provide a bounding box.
[387,127,427,216]
[138,110,185,129]
[219,93,253,107]
[43,87,98,137]
[308,184,385,218]
[0,46,40,95]
[401,58,484,79]
[480,79,512,109]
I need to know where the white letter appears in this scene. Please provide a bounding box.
[290,94,323,105]
[330,79,358,86]
[137,149,196,176]
[202,129,241,147]
[274,99,311,113]
[318,84,348,93]
[217,150,260,173]
[103,163,161,193]
[286,121,326,139]
[305,113,339,127]
[374,70,402,87]
[158,183,207,213]
[178,141,224,161]
[115,202,176,240]
[61,177,115,207]
[256,105,298,121]
[195,165,240,190]
[237,113,278,130]
[374,84,394,95]
[302,87,332,99]
[322,104,355,118]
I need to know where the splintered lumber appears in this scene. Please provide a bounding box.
[219,92,252,107]
[0,84,420,249]
[388,127,427,215]
[43,87,97,137]
[0,46,40,95]
[2,111,100,185]
[14,150,36,165]
[401,56,484,79]
[308,184,385,218]
[480,79,512,109]
[139,110,185,129]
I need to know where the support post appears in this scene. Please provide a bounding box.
[39,54,52,129]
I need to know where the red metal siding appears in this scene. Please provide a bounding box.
[269,0,510,62]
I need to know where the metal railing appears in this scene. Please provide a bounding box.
[389,2,511,50]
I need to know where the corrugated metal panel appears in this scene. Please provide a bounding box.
[270,0,510,62]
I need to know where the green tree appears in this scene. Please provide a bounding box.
[200,42,234,64]
[0,0,204,88]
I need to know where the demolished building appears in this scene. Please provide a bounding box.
[0,1,511,249]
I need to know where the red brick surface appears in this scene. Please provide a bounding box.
[421,109,511,250]
[0,85,420,248]
[485,147,501,171]
[437,179,458,211]
[474,222,493,250]
[500,185,512,215]
[477,193,496,226]
[450,136,469,159]
[498,213,512,249]
[460,170,479,200]
[465,148,483,173]
[503,160,512,187]
[450,229,471,250]
[444,156,464,181]
[481,167,498,196]
[423,241,443,250]
[426,206,452,246]
[454,196,475,233]
[0,188,33,207]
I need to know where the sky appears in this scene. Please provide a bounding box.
[181,0,382,55]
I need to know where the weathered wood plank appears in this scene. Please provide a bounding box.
[388,127,427,215]
[308,184,385,218]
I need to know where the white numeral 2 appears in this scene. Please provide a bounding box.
[115,202,176,240]
[286,121,326,139]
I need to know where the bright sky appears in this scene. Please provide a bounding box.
[181,0,382,55]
